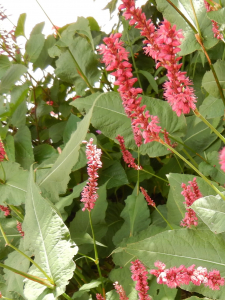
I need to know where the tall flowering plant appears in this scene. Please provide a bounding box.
[1,0,225,299]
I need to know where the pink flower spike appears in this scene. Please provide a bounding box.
[180,178,202,228]
[113,282,128,300]
[219,147,225,172]
[140,187,156,207]
[16,221,24,237]
[0,140,6,162]
[81,138,102,212]
[116,135,141,170]
[131,260,152,300]
[0,205,10,217]
[96,294,104,300]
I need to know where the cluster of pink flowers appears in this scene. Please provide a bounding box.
[140,187,156,207]
[96,294,104,300]
[113,281,128,300]
[219,147,225,172]
[0,140,5,162]
[81,138,102,212]
[46,100,54,106]
[204,0,223,40]
[119,0,197,116]
[150,261,224,290]
[99,33,161,146]
[130,259,152,300]
[116,135,141,170]
[16,221,24,237]
[0,205,10,217]
[180,177,202,228]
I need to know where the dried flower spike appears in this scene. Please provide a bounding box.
[131,259,152,300]
[81,138,102,212]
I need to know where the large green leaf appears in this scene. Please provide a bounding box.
[0,55,12,79]
[14,126,34,170]
[166,173,225,227]
[0,64,27,94]
[156,0,218,55]
[202,60,225,98]
[38,94,102,202]
[72,92,186,157]
[23,168,78,300]
[118,229,225,299]
[25,33,45,63]
[0,161,28,205]
[191,194,225,234]
[207,7,225,24]
[15,13,26,37]
[33,35,55,70]
[113,188,150,245]
[199,96,224,119]
[54,36,100,95]
[150,277,177,300]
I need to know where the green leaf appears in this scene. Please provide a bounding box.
[87,17,100,31]
[79,279,102,291]
[0,64,27,95]
[23,167,78,300]
[113,188,150,245]
[185,297,212,300]
[0,161,28,205]
[38,94,103,202]
[49,121,67,143]
[138,70,158,93]
[25,34,45,63]
[15,13,26,37]
[122,229,225,299]
[0,218,21,260]
[191,194,225,234]
[33,144,57,165]
[207,7,225,24]
[155,0,218,55]
[4,135,15,162]
[150,277,178,300]
[30,22,45,35]
[103,0,118,17]
[63,114,80,144]
[55,36,100,95]
[0,55,12,79]
[126,165,154,183]
[199,95,224,118]
[14,126,34,170]
[33,35,55,70]
[72,92,186,157]
[202,60,225,98]
[166,173,225,226]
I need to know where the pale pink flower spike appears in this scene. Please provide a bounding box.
[219,147,225,172]
[113,281,128,300]
[81,138,102,212]
[96,294,104,300]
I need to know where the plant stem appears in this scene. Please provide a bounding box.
[0,262,55,289]
[0,221,54,285]
[195,34,225,106]
[97,143,113,160]
[182,148,199,168]
[126,32,144,94]
[154,206,173,230]
[35,0,95,94]
[77,252,96,263]
[62,293,73,300]
[141,168,169,183]
[33,87,40,144]
[8,205,24,222]
[89,211,105,299]
[166,0,197,33]
[189,0,203,39]
[194,108,225,143]
[160,139,225,200]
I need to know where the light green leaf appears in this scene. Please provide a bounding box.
[25,34,45,63]
[4,135,15,162]
[156,0,218,55]
[0,65,27,95]
[0,161,28,205]
[113,188,150,245]
[121,229,225,299]
[87,17,100,31]
[138,70,158,93]
[207,7,225,24]
[14,126,34,170]
[191,194,225,234]
[38,94,103,202]
[33,35,55,70]
[15,13,26,37]
[202,60,225,98]
[150,277,178,300]
[79,280,102,291]
[0,55,12,79]
[63,114,80,144]
[72,92,186,157]
[199,96,224,119]
[103,0,118,17]
[23,167,78,300]
[30,22,45,35]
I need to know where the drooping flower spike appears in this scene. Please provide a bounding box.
[150,261,224,290]
[119,0,197,116]
[99,33,161,146]
[180,177,202,228]
[81,138,102,212]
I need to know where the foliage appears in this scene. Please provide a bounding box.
[0,0,225,299]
